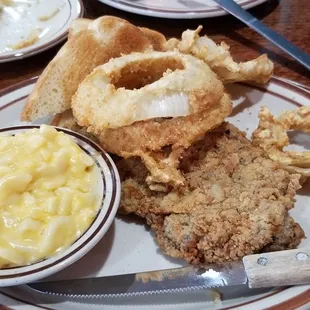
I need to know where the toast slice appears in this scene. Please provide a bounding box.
[138,27,166,51]
[21,16,166,122]
[67,18,91,39]
[51,109,94,140]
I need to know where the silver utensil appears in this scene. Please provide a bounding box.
[213,0,310,71]
[281,77,310,92]
[27,248,310,298]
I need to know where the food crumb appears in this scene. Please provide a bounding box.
[9,29,40,50]
[211,289,222,304]
[38,5,63,21]
[0,0,14,6]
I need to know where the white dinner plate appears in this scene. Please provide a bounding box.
[0,0,83,63]
[0,76,310,309]
[97,0,269,19]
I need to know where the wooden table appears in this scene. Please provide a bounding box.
[0,0,309,91]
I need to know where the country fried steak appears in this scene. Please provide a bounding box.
[118,122,304,264]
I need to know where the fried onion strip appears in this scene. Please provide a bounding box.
[164,26,274,84]
[252,106,310,178]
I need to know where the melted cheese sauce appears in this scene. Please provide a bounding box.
[0,125,100,268]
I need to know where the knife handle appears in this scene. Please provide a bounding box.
[243,248,310,288]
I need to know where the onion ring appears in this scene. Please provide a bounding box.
[252,106,310,179]
[72,51,224,133]
[164,26,273,84]
[98,92,232,187]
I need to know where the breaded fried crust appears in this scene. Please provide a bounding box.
[119,123,304,264]
[263,216,304,252]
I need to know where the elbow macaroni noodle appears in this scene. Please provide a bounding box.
[0,125,100,268]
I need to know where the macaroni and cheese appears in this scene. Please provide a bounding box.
[0,125,100,268]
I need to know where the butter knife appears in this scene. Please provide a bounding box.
[213,0,310,70]
[27,248,310,298]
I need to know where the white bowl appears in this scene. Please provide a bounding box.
[0,125,121,287]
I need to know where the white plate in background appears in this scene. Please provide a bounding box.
[97,0,268,19]
[0,0,83,63]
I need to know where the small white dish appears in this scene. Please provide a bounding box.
[0,125,121,287]
[0,0,84,63]
[97,0,268,19]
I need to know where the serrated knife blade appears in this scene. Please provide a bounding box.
[27,247,310,298]
[27,262,247,298]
